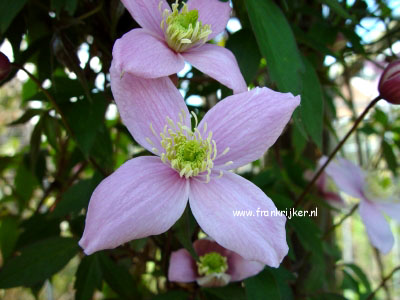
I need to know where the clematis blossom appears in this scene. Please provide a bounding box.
[79,65,300,266]
[304,169,345,209]
[321,156,400,254]
[168,239,264,287]
[113,0,247,94]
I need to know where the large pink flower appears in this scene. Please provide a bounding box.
[322,156,400,254]
[113,0,247,94]
[79,65,300,266]
[168,239,264,287]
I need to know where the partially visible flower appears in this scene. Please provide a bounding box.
[79,66,300,266]
[113,0,247,93]
[321,156,400,254]
[168,239,264,287]
[0,52,11,81]
[304,169,346,208]
[378,60,400,105]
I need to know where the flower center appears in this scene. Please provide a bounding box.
[160,0,212,52]
[146,111,232,182]
[197,252,228,276]
[365,171,398,202]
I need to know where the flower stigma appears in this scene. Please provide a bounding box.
[146,111,231,183]
[197,252,228,276]
[160,0,212,52]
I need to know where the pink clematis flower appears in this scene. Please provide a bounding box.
[168,239,264,287]
[79,65,300,266]
[304,169,345,209]
[321,156,400,254]
[113,0,247,94]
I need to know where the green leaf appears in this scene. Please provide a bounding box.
[9,109,44,125]
[318,0,353,20]
[152,291,189,300]
[343,263,371,293]
[0,217,19,261]
[204,285,246,300]
[0,0,28,34]
[14,163,38,209]
[75,254,102,300]
[382,140,398,176]
[0,237,79,288]
[99,253,138,299]
[246,0,304,94]
[51,173,102,218]
[226,29,261,84]
[245,268,281,300]
[299,57,324,148]
[173,207,198,260]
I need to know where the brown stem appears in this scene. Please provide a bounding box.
[322,204,358,239]
[366,266,400,300]
[294,96,381,209]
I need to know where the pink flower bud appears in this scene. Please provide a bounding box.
[378,60,400,105]
[0,52,11,81]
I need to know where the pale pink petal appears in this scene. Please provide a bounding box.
[168,248,197,282]
[359,200,394,254]
[186,0,231,40]
[112,29,184,79]
[182,44,247,94]
[228,252,265,282]
[321,156,366,199]
[79,156,189,255]
[189,172,288,267]
[197,87,299,170]
[110,63,190,155]
[376,202,400,222]
[121,0,170,37]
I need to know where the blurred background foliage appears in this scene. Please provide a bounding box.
[0,0,399,299]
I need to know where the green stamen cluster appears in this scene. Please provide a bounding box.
[157,111,217,181]
[365,171,398,201]
[160,0,212,52]
[197,252,228,276]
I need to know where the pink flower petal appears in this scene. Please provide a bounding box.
[79,156,189,255]
[324,191,346,208]
[321,156,366,199]
[189,172,289,267]
[359,200,394,254]
[376,202,400,222]
[168,248,197,282]
[182,44,247,94]
[110,64,190,155]
[228,252,265,282]
[186,0,231,41]
[121,0,170,37]
[197,87,299,170]
[112,29,184,79]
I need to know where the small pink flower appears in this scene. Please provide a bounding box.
[113,0,247,93]
[168,239,264,287]
[79,65,300,266]
[322,156,400,254]
[304,169,346,209]
[378,60,400,105]
[0,52,11,81]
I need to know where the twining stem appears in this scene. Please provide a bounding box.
[293,96,381,209]
[366,266,400,300]
[322,203,359,239]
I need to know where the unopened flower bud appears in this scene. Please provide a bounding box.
[0,52,11,81]
[378,60,400,105]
